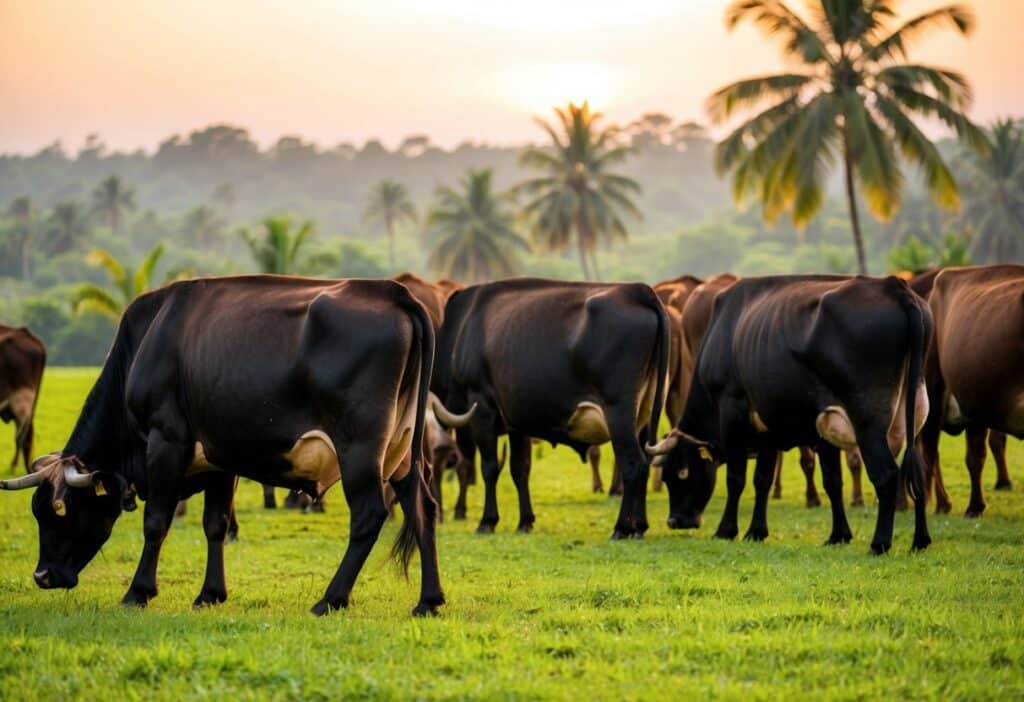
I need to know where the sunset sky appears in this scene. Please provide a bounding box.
[2,0,1021,154]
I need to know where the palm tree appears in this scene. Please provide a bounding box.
[516,102,641,280]
[240,217,316,274]
[363,180,417,270]
[181,205,225,249]
[958,119,1024,262]
[7,196,34,279]
[47,201,90,254]
[91,175,136,234]
[708,0,987,274]
[425,169,529,283]
[71,244,169,319]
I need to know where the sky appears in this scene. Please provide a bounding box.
[1,0,1021,154]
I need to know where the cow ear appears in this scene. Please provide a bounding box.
[94,472,137,512]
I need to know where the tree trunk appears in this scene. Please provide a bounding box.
[20,232,31,280]
[843,140,868,275]
[576,235,592,281]
[590,249,602,282]
[386,217,396,271]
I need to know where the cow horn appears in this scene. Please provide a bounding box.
[432,397,477,428]
[645,432,680,456]
[0,472,45,490]
[63,464,97,488]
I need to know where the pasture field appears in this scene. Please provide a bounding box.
[0,368,1022,700]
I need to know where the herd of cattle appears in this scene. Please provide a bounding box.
[0,265,1020,616]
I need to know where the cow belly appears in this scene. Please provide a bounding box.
[567,402,610,444]
[283,430,342,495]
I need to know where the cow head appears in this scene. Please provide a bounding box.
[0,453,135,589]
[645,430,719,529]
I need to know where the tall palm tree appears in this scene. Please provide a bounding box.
[958,119,1024,262]
[91,175,136,234]
[425,169,529,283]
[47,201,90,254]
[516,102,641,280]
[363,180,417,270]
[708,0,987,274]
[7,196,34,280]
[71,244,169,320]
[240,216,316,274]
[181,205,225,249]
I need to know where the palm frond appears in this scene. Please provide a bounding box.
[862,5,973,62]
[706,73,813,124]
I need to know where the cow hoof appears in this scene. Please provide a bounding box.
[453,510,467,521]
[743,528,768,542]
[826,531,853,545]
[608,487,623,497]
[805,495,821,508]
[869,541,891,556]
[713,527,738,541]
[411,602,442,617]
[964,507,984,519]
[310,598,346,617]
[193,589,227,608]
[911,534,932,552]
[850,497,865,508]
[516,523,534,534]
[121,589,154,608]
[610,529,633,540]
[935,500,952,515]
[476,522,497,535]
[994,481,1012,492]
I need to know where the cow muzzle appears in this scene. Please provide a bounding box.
[33,567,77,590]
[667,513,702,530]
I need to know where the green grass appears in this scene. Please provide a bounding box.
[1,368,1022,700]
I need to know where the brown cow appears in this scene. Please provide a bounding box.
[0,325,45,473]
[681,275,864,508]
[918,265,1023,518]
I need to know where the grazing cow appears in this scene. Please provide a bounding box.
[433,278,669,538]
[0,325,45,473]
[646,275,932,554]
[917,265,1023,518]
[681,274,864,509]
[0,276,448,616]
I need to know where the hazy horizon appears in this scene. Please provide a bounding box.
[3,0,1022,155]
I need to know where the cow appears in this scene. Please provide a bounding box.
[433,278,669,538]
[0,325,45,473]
[589,275,702,497]
[645,275,932,555]
[0,276,450,616]
[681,274,865,509]
[917,265,1023,518]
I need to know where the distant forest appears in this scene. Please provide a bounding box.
[0,114,1015,364]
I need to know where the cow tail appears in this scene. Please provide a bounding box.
[898,283,929,502]
[391,293,436,576]
[645,285,671,446]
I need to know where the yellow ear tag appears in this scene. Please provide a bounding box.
[52,500,66,516]
[95,482,107,497]
[698,446,712,461]
[678,468,689,480]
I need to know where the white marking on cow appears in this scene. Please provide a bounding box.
[567,401,611,444]
[816,406,858,450]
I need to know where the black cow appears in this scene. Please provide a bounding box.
[0,276,447,616]
[646,275,932,554]
[432,278,669,538]
[1,325,45,472]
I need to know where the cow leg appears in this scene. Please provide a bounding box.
[919,415,951,514]
[311,448,388,615]
[508,432,535,533]
[194,472,235,607]
[800,447,820,507]
[845,449,864,507]
[608,459,623,497]
[610,412,650,539]
[990,431,1012,491]
[123,432,189,607]
[453,429,475,520]
[964,425,988,518]
[475,431,502,534]
[771,452,783,500]
[263,484,277,509]
[818,443,852,545]
[17,419,34,473]
[587,445,603,493]
[227,501,239,542]
[858,434,899,555]
[431,454,445,524]
[714,448,747,541]
[389,469,445,616]
[744,450,775,541]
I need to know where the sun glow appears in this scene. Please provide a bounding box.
[501,62,619,115]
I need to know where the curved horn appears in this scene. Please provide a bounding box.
[63,464,97,488]
[0,472,45,490]
[431,397,477,428]
[645,432,680,456]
